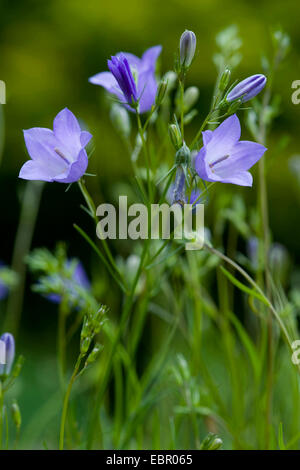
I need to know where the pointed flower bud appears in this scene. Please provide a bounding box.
[0,333,15,377]
[227,98,242,115]
[175,142,191,166]
[155,79,168,106]
[86,343,103,366]
[80,337,91,355]
[200,432,223,450]
[219,68,231,91]
[180,30,196,68]
[11,400,21,429]
[11,355,24,380]
[169,124,182,150]
[227,74,266,103]
[208,437,223,450]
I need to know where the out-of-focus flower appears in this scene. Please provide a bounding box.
[195,114,267,186]
[19,108,92,183]
[0,262,9,300]
[269,243,290,286]
[227,74,266,103]
[289,155,300,186]
[110,103,131,139]
[89,46,162,113]
[247,236,259,270]
[0,332,15,376]
[46,260,90,305]
[180,30,196,68]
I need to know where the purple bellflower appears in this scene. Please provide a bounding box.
[0,332,15,376]
[46,260,90,306]
[195,114,267,187]
[89,46,162,113]
[19,108,92,183]
[169,168,201,207]
[227,74,266,103]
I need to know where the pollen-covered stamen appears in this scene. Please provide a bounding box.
[54,148,70,164]
[209,154,230,169]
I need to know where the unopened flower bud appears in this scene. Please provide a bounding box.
[162,71,177,93]
[169,124,182,150]
[180,30,196,68]
[81,316,92,341]
[208,437,223,450]
[11,355,24,379]
[0,333,15,377]
[156,79,168,106]
[200,432,223,450]
[183,86,199,112]
[228,99,242,115]
[175,142,190,166]
[227,74,266,103]
[110,103,131,139]
[219,68,231,91]
[11,400,21,429]
[86,343,103,366]
[80,337,91,354]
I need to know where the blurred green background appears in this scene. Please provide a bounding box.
[0,0,300,448]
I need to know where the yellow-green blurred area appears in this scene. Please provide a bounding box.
[1,0,300,253]
[1,0,300,449]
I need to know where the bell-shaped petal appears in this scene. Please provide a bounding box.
[195,114,267,187]
[19,108,91,184]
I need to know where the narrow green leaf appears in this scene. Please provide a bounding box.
[220,265,269,306]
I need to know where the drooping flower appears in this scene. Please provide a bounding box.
[0,262,9,300]
[195,114,267,186]
[168,167,201,207]
[0,332,15,376]
[227,74,266,103]
[179,30,196,68]
[19,108,92,183]
[89,46,162,113]
[46,260,90,307]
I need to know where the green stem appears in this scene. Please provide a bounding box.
[179,79,185,140]
[4,181,44,337]
[77,179,124,286]
[87,240,149,449]
[57,300,67,391]
[257,85,272,449]
[0,385,3,450]
[190,89,223,149]
[136,113,152,203]
[190,112,213,150]
[59,354,82,450]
